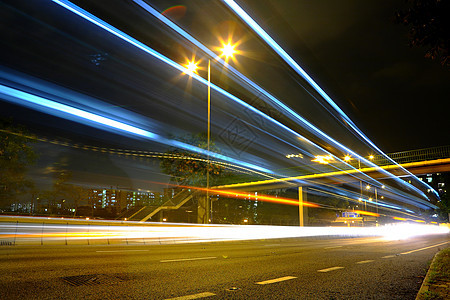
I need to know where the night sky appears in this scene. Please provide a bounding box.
[241,0,449,153]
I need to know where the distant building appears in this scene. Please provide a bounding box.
[88,188,165,211]
[417,172,449,198]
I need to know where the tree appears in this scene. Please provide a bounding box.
[0,119,36,209]
[395,0,450,67]
[160,133,224,187]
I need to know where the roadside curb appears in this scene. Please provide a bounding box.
[415,247,449,300]
[415,252,438,299]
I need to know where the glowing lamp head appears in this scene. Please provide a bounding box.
[221,43,236,59]
[184,60,199,75]
[366,185,371,190]
[344,155,351,162]
[369,155,374,160]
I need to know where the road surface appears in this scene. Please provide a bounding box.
[1,234,448,299]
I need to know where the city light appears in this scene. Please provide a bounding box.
[311,155,335,164]
[220,43,237,59]
[184,60,199,75]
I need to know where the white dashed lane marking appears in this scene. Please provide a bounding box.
[382,255,396,259]
[356,260,374,264]
[256,276,297,285]
[165,292,216,300]
[160,257,217,263]
[400,241,449,255]
[317,266,344,272]
[96,250,149,253]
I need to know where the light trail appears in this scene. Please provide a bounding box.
[216,163,438,209]
[0,84,272,174]
[0,128,275,179]
[142,181,321,208]
[221,0,438,199]
[131,0,437,205]
[1,217,448,246]
[30,0,434,212]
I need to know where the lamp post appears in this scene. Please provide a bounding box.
[184,42,238,223]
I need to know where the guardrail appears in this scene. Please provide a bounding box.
[373,145,450,166]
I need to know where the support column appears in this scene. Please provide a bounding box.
[298,186,308,226]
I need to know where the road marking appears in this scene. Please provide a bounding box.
[382,255,396,259]
[324,246,343,249]
[264,244,281,247]
[256,276,297,285]
[317,266,344,272]
[165,292,216,300]
[96,250,149,253]
[400,241,449,255]
[356,260,374,264]
[160,256,217,263]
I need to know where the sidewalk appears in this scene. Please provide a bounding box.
[416,247,450,300]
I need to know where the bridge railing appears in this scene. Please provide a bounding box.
[371,145,450,167]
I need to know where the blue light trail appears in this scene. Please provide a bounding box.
[0,84,272,174]
[221,0,438,198]
[131,0,436,202]
[48,0,435,209]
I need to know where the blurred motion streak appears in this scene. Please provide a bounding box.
[220,0,438,198]
[0,217,448,246]
[52,0,437,204]
[353,210,380,217]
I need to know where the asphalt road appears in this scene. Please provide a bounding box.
[1,234,449,299]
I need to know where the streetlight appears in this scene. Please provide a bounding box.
[183,41,239,223]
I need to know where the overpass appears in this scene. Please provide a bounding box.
[217,146,450,191]
[126,146,449,223]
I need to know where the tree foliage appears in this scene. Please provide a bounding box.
[395,0,449,67]
[0,119,36,208]
[160,133,224,187]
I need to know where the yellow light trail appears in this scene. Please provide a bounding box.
[217,158,450,189]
